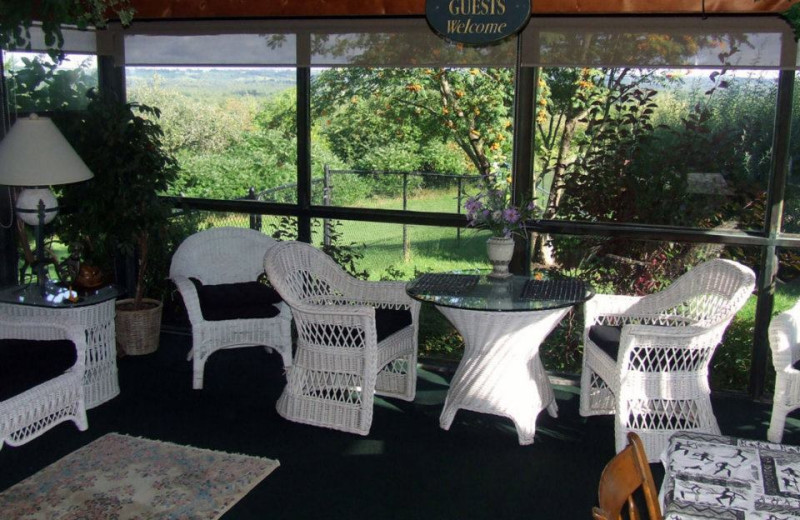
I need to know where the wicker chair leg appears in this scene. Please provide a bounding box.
[768,405,790,443]
[579,363,595,417]
[193,353,208,390]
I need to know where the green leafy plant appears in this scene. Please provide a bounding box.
[1,0,134,62]
[55,90,178,309]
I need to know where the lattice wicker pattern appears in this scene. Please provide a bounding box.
[0,299,118,409]
[170,227,293,390]
[768,299,800,442]
[579,258,756,462]
[265,241,420,435]
[0,320,88,449]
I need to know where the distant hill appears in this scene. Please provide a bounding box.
[126,67,296,99]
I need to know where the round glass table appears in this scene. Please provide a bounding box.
[406,271,594,444]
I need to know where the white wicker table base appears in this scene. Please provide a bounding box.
[0,301,120,409]
[437,306,571,445]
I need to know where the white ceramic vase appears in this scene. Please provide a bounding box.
[486,236,515,279]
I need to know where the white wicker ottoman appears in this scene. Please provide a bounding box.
[0,283,120,409]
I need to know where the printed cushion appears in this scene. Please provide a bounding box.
[0,339,77,402]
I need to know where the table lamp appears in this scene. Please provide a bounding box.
[0,114,94,292]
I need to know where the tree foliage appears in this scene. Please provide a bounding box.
[1,0,134,62]
[54,90,178,306]
[5,54,96,111]
[313,67,514,176]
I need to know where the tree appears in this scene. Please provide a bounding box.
[1,0,133,62]
[5,54,97,111]
[313,67,514,176]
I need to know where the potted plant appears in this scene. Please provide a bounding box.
[463,165,538,278]
[55,89,179,355]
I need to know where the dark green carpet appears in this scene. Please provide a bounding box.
[0,332,795,519]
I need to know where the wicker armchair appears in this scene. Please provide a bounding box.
[170,227,293,390]
[264,241,421,435]
[0,319,88,449]
[768,299,800,443]
[579,258,755,461]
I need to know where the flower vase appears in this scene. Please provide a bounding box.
[487,236,514,279]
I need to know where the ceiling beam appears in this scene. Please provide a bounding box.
[127,0,795,19]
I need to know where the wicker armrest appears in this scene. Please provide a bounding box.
[0,321,87,372]
[171,275,204,325]
[341,279,417,309]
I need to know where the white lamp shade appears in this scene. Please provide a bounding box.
[0,114,93,186]
[15,187,58,225]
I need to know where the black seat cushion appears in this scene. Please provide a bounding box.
[189,278,282,321]
[0,339,77,402]
[589,323,688,371]
[313,308,412,348]
[588,325,623,360]
[375,307,413,342]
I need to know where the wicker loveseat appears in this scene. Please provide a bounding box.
[170,227,293,390]
[579,258,756,461]
[0,319,88,449]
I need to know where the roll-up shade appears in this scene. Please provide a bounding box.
[121,19,515,68]
[4,24,96,54]
[123,21,297,66]
[308,19,516,67]
[520,16,798,69]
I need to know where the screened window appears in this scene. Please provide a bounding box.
[522,16,793,231]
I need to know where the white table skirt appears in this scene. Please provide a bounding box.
[436,306,570,445]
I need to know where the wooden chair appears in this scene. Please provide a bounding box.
[593,432,662,520]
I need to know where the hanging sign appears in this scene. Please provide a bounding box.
[426,0,530,45]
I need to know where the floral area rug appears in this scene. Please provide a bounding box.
[0,433,279,519]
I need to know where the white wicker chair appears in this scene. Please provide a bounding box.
[768,299,800,443]
[0,319,88,449]
[579,258,755,462]
[264,241,421,435]
[170,227,293,390]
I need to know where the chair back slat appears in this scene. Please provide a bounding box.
[265,241,349,306]
[170,227,278,285]
[593,433,662,520]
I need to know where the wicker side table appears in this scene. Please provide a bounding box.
[0,283,120,409]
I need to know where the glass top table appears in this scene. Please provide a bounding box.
[405,271,594,312]
[406,270,594,445]
[0,281,119,307]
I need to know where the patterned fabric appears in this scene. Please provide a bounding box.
[0,433,279,519]
[660,432,800,519]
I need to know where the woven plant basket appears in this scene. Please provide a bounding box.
[116,298,163,356]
